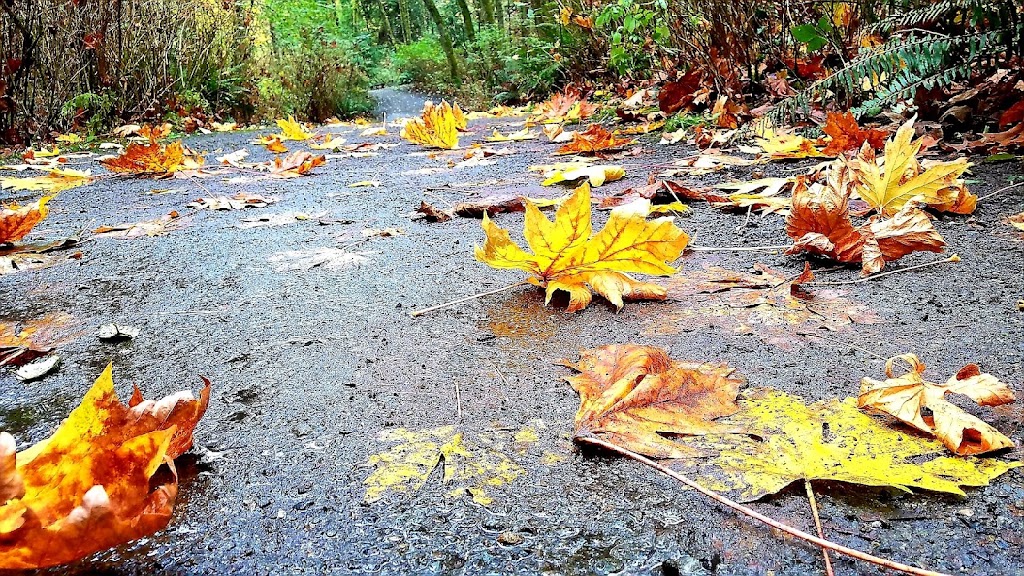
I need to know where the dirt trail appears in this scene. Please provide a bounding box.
[1,114,1022,575]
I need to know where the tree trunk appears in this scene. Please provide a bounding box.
[399,0,413,42]
[479,0,495,26]
[493,0,504,32]
[453,0,476,42]
[375,0,397,45]
[420,0,460,81]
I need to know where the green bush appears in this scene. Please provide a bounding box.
[394,38,452,90]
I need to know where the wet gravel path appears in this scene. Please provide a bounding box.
[1,111,1022,576]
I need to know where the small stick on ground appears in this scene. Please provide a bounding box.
[579,435,951,576]
[687,244,792,252]
[410,280,530,317]
[805,254,960,286]
[977,181,1024,203]
[805,480,835,576]
[454,380,462,420]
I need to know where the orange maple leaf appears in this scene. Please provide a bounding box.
[101,141,203,175]
[821,112,889,156]
[562,344,744,458]
[0,364,209,569]
[269,151,326,177]
[0,195,53,244]
[555,124,636,155]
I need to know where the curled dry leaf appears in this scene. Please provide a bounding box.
[859,354,1016,455]
[475,183,689,312]
[527,88,597,125]
[661,153,762,177]
[267,151,326,177]
[1,169,93,194]
[188,193,276,210]
[0,364,209,569]
[647,263,878,350]
[364,425,532,506]
[675,389,1020,502]
[0,237,81,276]
[784,176,945,275]
[821,112,889,156]
[100,141,203,176]
[598,180,725,210]
[415,201,452,222]
[555,124,636,155]
[486,128,537,142]
[850,118,974,216]
[309,135,348,150]
[562,344,744,459]
[0,195,53,244]
[93,211,191,240]
[400,101,462,150]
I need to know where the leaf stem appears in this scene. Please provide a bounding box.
[410,280,530,317]
[578,435,951,576]
[805,479,835,576]
[805,254,960,286]
[687,244,792,252]
[977,181,1024,203]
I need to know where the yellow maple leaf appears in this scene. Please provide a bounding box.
[100,141,202,175]
[401,101,461,149]
[755,127,824,159]
[275,115,313,141]
[0,169,92,194]
[539,163,625,187]
[676,389,1020,502]
[851,118,972,216]
[475,183,690,312]
[0,195,54,244]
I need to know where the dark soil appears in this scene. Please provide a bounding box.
[1,105,1022,575]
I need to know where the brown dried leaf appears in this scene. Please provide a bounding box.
[555,124,636,155]
[0,195,53,244]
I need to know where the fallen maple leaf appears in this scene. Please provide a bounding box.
[268,247,370,271]
[528,88,597,124]
[859,354,1016,455]
[754,126,824,159]
[675,389,1019,502]
[267,151,326,177]
[784,176,945,274]
[0,364,209,568]
[416,201,452,222]
[475,183,689,312]
[598,180,725,209]
[0,237,81,275]
[555,124,635,155]
[138,123,172,142]
[401,101,461,149]
[821,112,889,156]
[562,344,744,458]
[93,211,191,239]
[364,424,532,505]
[0,312,82,367]
[486,128,537,142]
[1008,211,1024,232]
[275,115,313,141]
[646,263,878,350]
[309,135,348,150]
[535,162,625,187]
[712,95,744,129]
[188,193,276,210]
[264,138,288,153]
[211,121,238,132]
[0,195,53,244]
[101,141,203,175]
[850,119,973,216]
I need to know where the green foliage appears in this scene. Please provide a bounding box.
[394,38,452,88]
[664,111,710,132]
[774,0,1023,120]
[593,0,670,76]
[60,93,116,136]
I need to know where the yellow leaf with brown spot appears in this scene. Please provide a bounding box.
[1,169,93,194]
[859,354,1016,455]
[563,344,744,458]
[0,195,53,244]
[0,364,209,569]
[475,183,689,311]
[850,118,973,216]
[755,128,824,159]
[401,101,461,149]
[555,124,635,155]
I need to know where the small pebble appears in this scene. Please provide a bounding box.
[497,531,523,546]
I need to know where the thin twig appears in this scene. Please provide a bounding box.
[454,380,462,420]
[805,480,835,576]
[805,255,960,286]
[579,435,951,576]
[688,244,792,252]
[410,281,530,317]
[977,181,1024,203]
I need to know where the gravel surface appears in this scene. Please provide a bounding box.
[1,105,1022,576]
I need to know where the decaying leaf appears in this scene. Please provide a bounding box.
[475,183,689,312]
[859,354,1016,455]
[0,195,53,244]
[275,116,314,141]
[400,101,462,150]
[555,124,636,155]
[1008,211,1024,231]
[188,193,277,210]
[785,176,945,274]
[660,153,762,177]
[268,247,371,271]
[310,135,348,150]
[238,212,313,229]
[0,169,93,194]
[563,344,744,458]
[266,151,326,177]
[415,201,452,222]
[527,88,597,125]
[100,141,203,175]
[486,128,537,142]
[0,364,209,569]
[850,119,973,216]
[821,112,889,156]
[93,211,191,240]
[533,162,625,187]
[675,389,1019,502]
[647,263,878,350]
[0,237,81,275]
[364,425,526,506]
[598,180,725,209]
[0,312,82,367]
